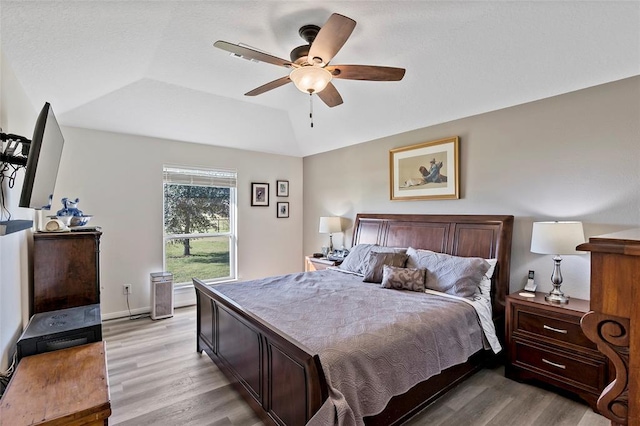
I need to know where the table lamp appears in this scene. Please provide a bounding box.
[530,221,585,304]
[319,216,342,254]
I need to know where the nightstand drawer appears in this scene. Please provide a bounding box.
[512,339,605,393]
[506,292,607,412]
[305,256,341,272]
[514,307,596,350]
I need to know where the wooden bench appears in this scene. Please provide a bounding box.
[0,341,111,425]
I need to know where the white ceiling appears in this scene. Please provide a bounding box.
[2,1,639,157]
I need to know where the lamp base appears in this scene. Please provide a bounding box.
[545,255,569,304]
[545,292,569,304]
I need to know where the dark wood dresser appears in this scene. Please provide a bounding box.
[506,291,608,411]
[578,229,640,426]
[33,231,102,314]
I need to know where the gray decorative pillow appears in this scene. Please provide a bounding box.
[339,245,406,275]
[338,244,376,275]
[381,265,426,292]
[360,246,407,275]
[362,252,408,283]
[406,247,490,298]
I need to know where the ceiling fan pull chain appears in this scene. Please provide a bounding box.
[309,93,314,128]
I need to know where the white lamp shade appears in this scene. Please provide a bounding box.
[290,66,332,94]
[530,221,585,255]
[319,216,342,234]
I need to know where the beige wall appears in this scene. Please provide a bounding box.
[303,76,640,300]
[0,51,38,370]
[55,127,304,319]
[1,46,303,366]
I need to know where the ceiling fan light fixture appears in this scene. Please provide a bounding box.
[290,66,332,94]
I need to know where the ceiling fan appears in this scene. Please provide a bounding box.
[213,13,406,108]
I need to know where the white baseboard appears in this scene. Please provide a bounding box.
[102,287,196,321]
[102,306,150,321]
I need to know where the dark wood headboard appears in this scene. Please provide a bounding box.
[352,214,514,319]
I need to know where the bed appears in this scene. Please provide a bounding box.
[194,213,514,425]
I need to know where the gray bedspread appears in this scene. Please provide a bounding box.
[214,270,484,426]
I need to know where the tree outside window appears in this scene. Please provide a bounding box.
[163,166,236,285]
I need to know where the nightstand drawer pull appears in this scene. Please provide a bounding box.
[543,324,568,334]
[542,358,566,369]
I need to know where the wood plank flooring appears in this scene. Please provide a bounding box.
[102,306,609,426]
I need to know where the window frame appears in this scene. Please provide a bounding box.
[162,165,237,287]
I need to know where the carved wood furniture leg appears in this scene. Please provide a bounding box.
[581,311,630,425]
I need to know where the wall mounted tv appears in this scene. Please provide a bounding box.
[19,102,64,210]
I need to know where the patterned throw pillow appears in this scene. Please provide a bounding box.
[406,247,490,298]
[381,265,426,292]
[362,252,408,283]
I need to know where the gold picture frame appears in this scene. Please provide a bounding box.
[389,136,459,201]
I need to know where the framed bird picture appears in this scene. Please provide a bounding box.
[251,182,269,206]
[276,180,289,197]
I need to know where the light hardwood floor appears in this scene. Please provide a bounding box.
[102,306,609,426]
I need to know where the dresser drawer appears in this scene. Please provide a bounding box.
[512,339,605,393]
[513,306,596,350]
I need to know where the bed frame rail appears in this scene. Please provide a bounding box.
[194,278,328,426]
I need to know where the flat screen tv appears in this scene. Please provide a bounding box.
[19,102,64,210]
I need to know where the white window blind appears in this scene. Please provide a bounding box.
[163,166,237,188]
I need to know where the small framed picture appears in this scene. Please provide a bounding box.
[277,202,289,218]
[277,180,289,197]
[251,182,269,206]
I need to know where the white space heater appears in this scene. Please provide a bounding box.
[150,272,174,320]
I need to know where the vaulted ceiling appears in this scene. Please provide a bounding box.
[2,1,639,157]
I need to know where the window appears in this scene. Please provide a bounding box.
[163,165,237,286]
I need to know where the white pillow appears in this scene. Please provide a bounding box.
[477,259,497,302]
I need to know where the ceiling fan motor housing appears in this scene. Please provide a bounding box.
[290,45,310,64]
[291,25,321,64]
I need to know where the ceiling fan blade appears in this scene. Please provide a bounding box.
[245,76,292,96]
[214,41,292,68]
[308,14,356,65]
[326,65,406,81]
[317,82,343,108]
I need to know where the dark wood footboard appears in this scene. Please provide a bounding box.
[194,278,328,426]
[196,276,494,426]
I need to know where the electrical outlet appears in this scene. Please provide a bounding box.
[123,284,132,295]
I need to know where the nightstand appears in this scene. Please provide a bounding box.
[305,255,341,272]
[505,291,608,412]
